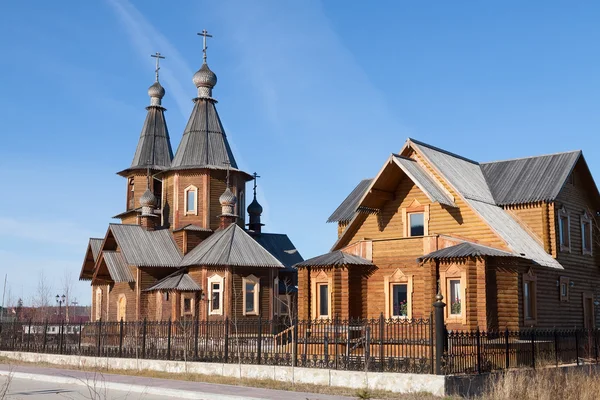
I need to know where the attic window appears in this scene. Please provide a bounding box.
[409,213,425,237]
[581,212,593,255]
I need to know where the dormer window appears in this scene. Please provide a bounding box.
[558,206,570,252]
[581,212,593,255]
[184,185,198,216]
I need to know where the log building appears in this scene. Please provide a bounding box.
[79,39,302,322]
[296,139,600,330]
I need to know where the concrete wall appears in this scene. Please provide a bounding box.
[0,351,445,396]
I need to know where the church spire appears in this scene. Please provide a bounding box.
[118,52,174,177]
[247,172,264,233]
[193,30,217,99]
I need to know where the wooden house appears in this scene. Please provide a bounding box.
[296,138,600,330]
[79,44,302,322]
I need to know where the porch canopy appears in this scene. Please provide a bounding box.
[418,242,518,263]
[293,250,374,268]
[144,269,201,292]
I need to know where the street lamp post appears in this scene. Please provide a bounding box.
[56,294,66,318]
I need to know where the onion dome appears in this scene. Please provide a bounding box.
[247,197,263,216]
[140,188,158,208]
[219,187,237,207]
[148,81,165,107]
[193,63,217,98]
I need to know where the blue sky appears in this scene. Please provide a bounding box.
[1,1,599,306]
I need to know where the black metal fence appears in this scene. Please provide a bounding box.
[0,316,433,374]
[444,328,600,374]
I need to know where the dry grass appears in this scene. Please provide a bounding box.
[480,367,600,400]
[0,356,454,399]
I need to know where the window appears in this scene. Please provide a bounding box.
[95,288,103,321]
[207,274,224,315]
[318,284,329,317]
[242,275,260,316]
[278,295,290,316]
[128,178,135,210]
[440,264,466,323]
[559,276,570,302]
[449,279,462,316]
[409,213,425,237]
[164,292,169,301]
[184,185,198,215]
[154,179,162,209]
[391,284,408,317]
[523,272,537,324]
[182,296,193,315]
[117,295,127,321]
[581,212,593,255]
[558,206,570,252]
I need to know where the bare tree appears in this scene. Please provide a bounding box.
[62,268,74,322]
[34,271,52,320]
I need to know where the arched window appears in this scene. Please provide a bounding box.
[184,185,198,215]
[127,178,135,210]
[95,288,103,321]
[117,295,127,321]
[242,275,260,316]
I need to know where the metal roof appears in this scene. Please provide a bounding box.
[180,223,284,268]
[418,242,517,262]
[294,250,374,268]
[144,270,201,292]
[409,139,496,204]
[327,179,373,223]
[173,224,213,233]
[252,233,304,271]
[171,98,240,171]
[481,151,581,205]
[109,224,182,267]
[393,155,455,207]
[112,208,141,219]
[102,251,135,283]
[89,238,103,263]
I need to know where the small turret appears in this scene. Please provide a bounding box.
[247,172,264,233]
[217,164,238,230]
[140,175,159,231]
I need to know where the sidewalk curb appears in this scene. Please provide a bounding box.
[0,370,264,400]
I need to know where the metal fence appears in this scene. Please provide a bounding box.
[444,328,600,374]
[0,315,433,374]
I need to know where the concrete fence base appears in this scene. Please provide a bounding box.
[0,351,446,396]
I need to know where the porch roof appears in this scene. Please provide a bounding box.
[418,242,518,262]
[293,250,374,268]
[144,270,201,292]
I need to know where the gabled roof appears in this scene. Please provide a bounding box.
[180,223,284,268]
[109,224,182,267]
[144,270,201,292]
[393,155,455,207]
[79,238,104,281]
[102,251,135,283]
[170,99,247,177]
[252,233,304,271]
[481,151,581,205]
[118,106,173,176]
[327,179,373,223]
[418,242,518,262]
[294,250,374,268]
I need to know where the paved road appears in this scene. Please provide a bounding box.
[0,364,353,400]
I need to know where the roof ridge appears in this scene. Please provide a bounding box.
[481,150,581,165]
[408,138,479,165]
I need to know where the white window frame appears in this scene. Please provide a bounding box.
[184,185,198,216]
[558,206,571,252]
[581,211,593,256]
[242,275,260,316]
[207,274,224,315]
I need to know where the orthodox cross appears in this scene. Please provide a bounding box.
[197,29,213,62]
[252,172,260,198]
[223,161,231,188]
[150,52,165,82]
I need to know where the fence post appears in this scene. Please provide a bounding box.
[433,293,446,375]
[42,320,48,352]
[594,329,598,364]
[530,329,535,369]
[575,328,580,366]
[224,317,229,363]
[476,328,482,374]
[194,318,199,361]
[96,319,102,357]
[167,319,172,361]
[504,328,510,369]
[59,320,64,355]
[26,320,32,352]
[324,333,329,367]
[429,312,434,374]
[365,326,371,371]
[78,321,83,353]
[119,319,124,358]
[379,313,384,372]
[334,317,339,370]
[292,318,298,367]
[142,318,147,359]
[257,317,262,365]
[554,329,559,367]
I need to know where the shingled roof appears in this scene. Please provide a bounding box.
[109,224,182,267]
[180,223,284,268]
[252,233,303,271]
[144,270,201,292]
[481,151,581,205]
[79,238,104,281]
[294,250,374,268]
[419,242,518,262]
[327,179,373,223]
[102,251,135,283]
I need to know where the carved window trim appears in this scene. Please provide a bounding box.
[384,269,413,319]
[184,185,198,216]
[581,211,593,255]
[311,270,333,319]
[181,293,195,317]
[439,264,467,324]
[402,201,430,237]
[207,274,224,316]
[558,206,571,252]
[523,270,538,325]
[242,274,260,316]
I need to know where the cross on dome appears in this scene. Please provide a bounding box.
[197,29,213,63]
[150,52,165,82]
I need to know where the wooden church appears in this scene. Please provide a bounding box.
[296,139,600,331]
[79,34,302,322]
